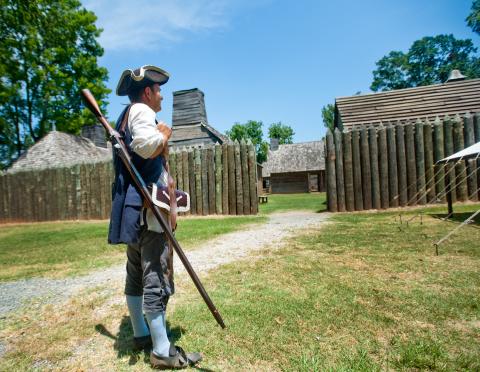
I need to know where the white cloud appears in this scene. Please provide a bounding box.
[82,0,235,50]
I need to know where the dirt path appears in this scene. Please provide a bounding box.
[0,211,330,318]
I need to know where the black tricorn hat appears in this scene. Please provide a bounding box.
[116,65,170,96]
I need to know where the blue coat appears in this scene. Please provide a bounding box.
[108,106,164,245]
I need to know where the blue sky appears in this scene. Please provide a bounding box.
[82,0,479,143]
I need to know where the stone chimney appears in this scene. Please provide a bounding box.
[270,138,279,151]
[446,69,466,83]
[81,124,107,148]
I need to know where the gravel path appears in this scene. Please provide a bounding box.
[0,211,330,318]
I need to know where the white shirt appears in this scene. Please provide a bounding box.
[128,103,164,159]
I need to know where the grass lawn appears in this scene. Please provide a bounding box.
[259,192,327,214]
[0,215,265,282]
[2,202,478,370]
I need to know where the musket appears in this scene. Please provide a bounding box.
[81,89,226,329]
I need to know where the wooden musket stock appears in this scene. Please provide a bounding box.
[81,89,226,329]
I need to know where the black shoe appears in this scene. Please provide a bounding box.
[150,343,202,369]
[133,335,152,351]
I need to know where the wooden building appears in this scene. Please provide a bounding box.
[262,140,325,194]
[170,88,228,148]
[335,72,480,131]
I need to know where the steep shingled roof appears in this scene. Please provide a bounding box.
[262,141,325,177]
[7,131,112,173]
[335,78,480,131]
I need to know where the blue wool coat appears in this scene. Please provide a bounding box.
[108,105,163,245]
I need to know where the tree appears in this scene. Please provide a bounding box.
[467,0,480,35]
[0,0,110,169]
[226,120,268,163]
[371,35,480,92]
[268,122,294,144]
[321,104,335,132]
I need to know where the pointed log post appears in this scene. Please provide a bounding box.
[423,119,435,203]
[415,119,426,205]
[234,141,243,215]
[194,148,203,215]
[188,150,196,214]
[387,124,398,207]
[396,123,408,207]
[222,143,229,215]
[176,149,184,192]
[464,113,478,201]
[369,126,381,209]
[453,114,467,201]
[433,116,445,202]
[360,126,372,210]
[342,131,355,211]
[247,139,258,214]
[326,130,338,212]
[443,115,456,203]
[352,129,363,211]
[475,113,480,200]
[405,122,417,205]
[207,146,216,214]
[181,149,190,215]
[334,128,346,212]
[215,144,223,214]
[201,147,209,215]
[227,142,237,215]
[240,139,251,214]
[378,124,389,209]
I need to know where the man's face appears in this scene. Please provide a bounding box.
[144,83,163,113]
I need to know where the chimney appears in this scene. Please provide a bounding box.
[446,69,466,83]
[270,138,279,151]
[81,124,107,148]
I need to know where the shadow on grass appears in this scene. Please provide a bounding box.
[429,212,480,225]
[95,317,212,370]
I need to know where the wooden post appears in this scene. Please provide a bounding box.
[334,128,346,212]
[423,120,435,203]
[207,147,216,214]
[215,144,223,214]
[234,141,243,215]
[342,131,355,211]
[201,148,209,215]
[415,119,426,205]
[387,125,398,207]
[463,113,477,201]
[378,124,389,209]
[188,150,197,215]
[222,144,229,215]
[227,143,236,215]
[176,149,184,193]
[396,123,408,207]
[194,148,202,215]
[247,139,258,214]
[433,116,446,202]
[326,130,337,212]
[360,127,372,210]
[240,139,251,214]
[369,126,381,209]
[405,122,417,205]
[352,129,363,211]
[453,114,467,201]
[169,152,177,190]
[443,115,456,203]
[475,113,480,200]
[182,149,190,215]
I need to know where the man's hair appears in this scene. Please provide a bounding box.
[128,83,154,103]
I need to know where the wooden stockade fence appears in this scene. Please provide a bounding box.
[326,112,480,212]
[0,141,258,222]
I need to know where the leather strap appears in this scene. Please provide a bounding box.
[119,104,132,134]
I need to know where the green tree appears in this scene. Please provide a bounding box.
[371,35,480,92]
[268,122,294,144]
[226,120,268,163]
[467,0,480,35]
[321,104,335,132]
[0,0,110,169]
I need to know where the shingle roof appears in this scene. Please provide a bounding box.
[335,78,480,131]
[262,141,325,177]
[7,131,112,173]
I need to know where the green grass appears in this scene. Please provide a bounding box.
[259,192,327,214]
[0,215,265,282]
[165,203,480,371]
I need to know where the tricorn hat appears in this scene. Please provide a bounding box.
[116,65,170,96]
